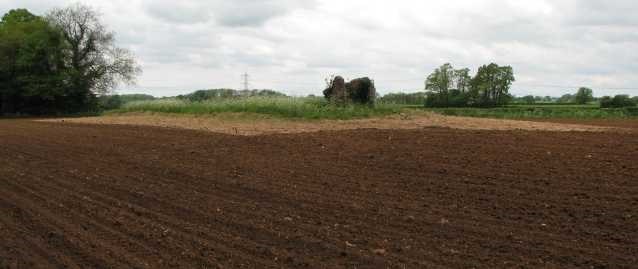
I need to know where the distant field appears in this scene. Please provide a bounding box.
[109,97,638,121]
[112,97,404,120]
[427,104,638,119]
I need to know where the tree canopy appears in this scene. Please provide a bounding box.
[0,9,68,114]
[600,95,637,108]
[0,5,139,115]
[574,87,594,104]
[424,63,515,107]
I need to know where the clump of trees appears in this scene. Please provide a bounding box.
[519,95,538,104]
[424,63,515,107]
[600,95,637,108]
[547,87,595,104]
[177,89,287,102]
[574,87,594,104]
[0,5,139,115]
[510,88,638,109]
[511,95,555,104]
[557,94,575,103]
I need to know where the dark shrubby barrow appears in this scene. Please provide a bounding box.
[323,76,376,105]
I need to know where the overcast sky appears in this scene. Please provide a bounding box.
[2,0,637,97]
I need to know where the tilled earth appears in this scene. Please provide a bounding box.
[1,119,637,268]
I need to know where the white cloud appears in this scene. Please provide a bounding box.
[2,0,637,97]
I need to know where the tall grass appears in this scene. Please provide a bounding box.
[429,106,638,119]
[112,97,404,120]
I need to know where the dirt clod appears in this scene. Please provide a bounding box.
[372,249,387,256]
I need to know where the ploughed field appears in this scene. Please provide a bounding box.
[1,119,637,268]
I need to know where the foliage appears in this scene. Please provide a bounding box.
[511,96,558,104]
[520,95,536,104]
[119,94,155,103]
[424,63,514,108]
[424,63,472,107]
[468,63,515,107]
[600,95,637,108]
[574,87,594,104]
[323,76,376,105]
[0,5,140,115]
[0,9,70,114]
[378,92,426,105]
[538,96,555,102]
[113,97,403,120]
[47,4,140,96]
[98,94,155,110]
[98,95,123,110]
[562,94,577,103]
[425,89,469,107]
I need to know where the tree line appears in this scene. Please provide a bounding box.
[177,89,287,102]
[378,92,426,105]
[422,63,637,108]
[512,87,637,108]
[0,5,139,115]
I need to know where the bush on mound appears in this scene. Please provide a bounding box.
[323,76,376,106]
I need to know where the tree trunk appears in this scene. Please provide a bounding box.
[1,91,13,114]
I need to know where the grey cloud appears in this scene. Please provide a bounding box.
[213,0,315,27]
[144,1,212,24]
[4,0,638,96]
[143,0,315,26]
[558,1,638,26]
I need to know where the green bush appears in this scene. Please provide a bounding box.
[600,95,637,108]
[98,95,123,110]
[425,90,470,108]
[98,94,155,110]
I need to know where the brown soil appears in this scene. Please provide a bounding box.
[527,118,638,130]
[40,112,624,136]
[1,119,637,268]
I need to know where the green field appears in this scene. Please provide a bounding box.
[113,97,405,120]
[109,97,638,121]
[427,104,638,119]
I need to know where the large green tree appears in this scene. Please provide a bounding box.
[574,87,594,104]
[0,4,140,115]
[424,63,471,107]
[47,3,140,112]
[0,9,68,114]
[469,63,515,106]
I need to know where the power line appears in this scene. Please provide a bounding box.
[241,73,250,91]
